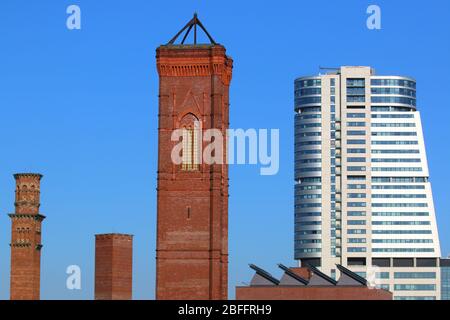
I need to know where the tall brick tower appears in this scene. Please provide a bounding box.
[95,233,134,300]
[155,14,232,300]
[9,173,45,300]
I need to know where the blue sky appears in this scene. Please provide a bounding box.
[0,0,449,299]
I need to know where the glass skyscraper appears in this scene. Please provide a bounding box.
[294,66,443,299]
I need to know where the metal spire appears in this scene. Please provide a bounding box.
[167,13,217,45]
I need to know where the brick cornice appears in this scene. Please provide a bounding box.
[95,233,134,240]
[10,243,32,248]
[13,173,43,180]
[156,45,233,86]
[8,213,46,221]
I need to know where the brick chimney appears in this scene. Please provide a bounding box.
[95,233,133,300]
[9,173,45,300]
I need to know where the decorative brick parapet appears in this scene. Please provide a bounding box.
[157,45,233,86]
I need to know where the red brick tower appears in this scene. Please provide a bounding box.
[155,14,232,300]
[95,233,133,300]
[9,173,45,300]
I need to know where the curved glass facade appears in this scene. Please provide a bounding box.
[294,67,442,299]
[294,77,323,259]
[371,76,417,108]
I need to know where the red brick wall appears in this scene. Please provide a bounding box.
[95,234,133,300]
[156,45,232,300]
[290,267,312,280]
[236,286,392,300]
[9,173,44,300]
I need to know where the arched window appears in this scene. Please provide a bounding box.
[180,113,200,171]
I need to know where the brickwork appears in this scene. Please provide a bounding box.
[236,286,392,300]
[9,173,45,300]
[95,233,133,300]
[155,43,233,300]
[290,267,312,280]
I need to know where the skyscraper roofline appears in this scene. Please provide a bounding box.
[295,66,415,83]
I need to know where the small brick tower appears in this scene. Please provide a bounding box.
[156,14,232,300]
[9,173,45,300]
[95,233,133,300]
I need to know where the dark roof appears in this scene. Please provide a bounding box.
[249,264,280,285]
[304,262,338,285]
[167,13,217,46]
[278,264,309,285]
[336,264,368,286]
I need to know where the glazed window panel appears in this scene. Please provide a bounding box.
[180,113,200,171]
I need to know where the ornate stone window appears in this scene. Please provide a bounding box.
[180,113,200,171]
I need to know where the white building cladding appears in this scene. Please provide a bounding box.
[294,66,443,300]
